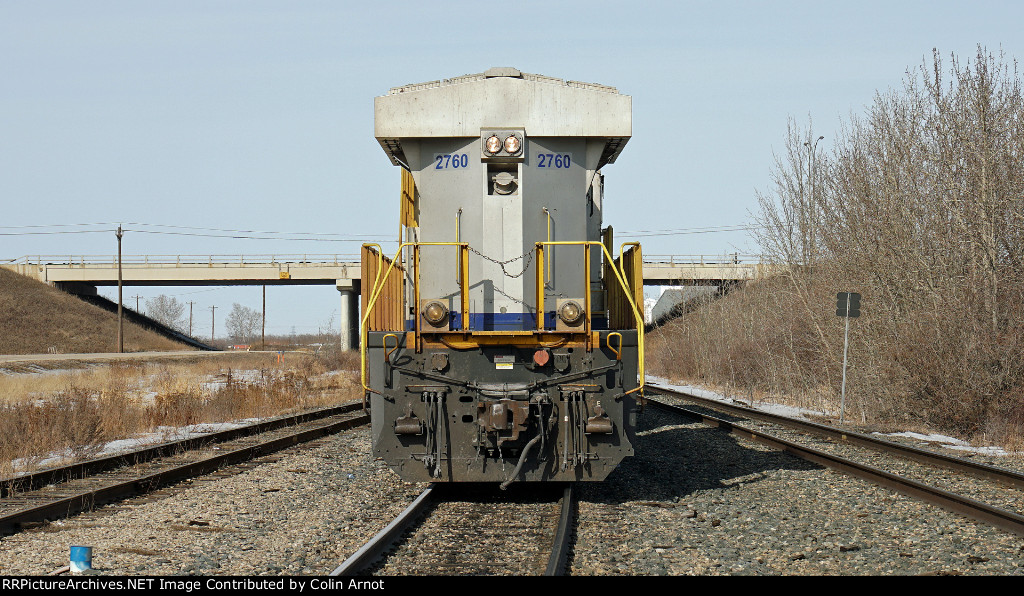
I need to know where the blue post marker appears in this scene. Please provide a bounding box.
[69,546,92,572]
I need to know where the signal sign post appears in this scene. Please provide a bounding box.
[836,292,861,423]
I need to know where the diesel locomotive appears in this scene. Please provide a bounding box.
[360,68,645,485]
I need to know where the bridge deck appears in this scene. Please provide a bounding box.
[2,254,776,287]
[3,255,359,286]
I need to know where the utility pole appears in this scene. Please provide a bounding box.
[803,135,824,266]
[188,301,196,336]
[262,285,266,351]
[210,305,217,345]
[132,295,142,312]
[116,225,124,353]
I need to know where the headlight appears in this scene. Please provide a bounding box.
[422,301,449,326]
[481,130,525,161]
[485,135,502,154]
[557,300,583,325]
[504,134,521,155]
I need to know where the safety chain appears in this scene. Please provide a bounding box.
[492,286,529,307]
[467,246,534,279]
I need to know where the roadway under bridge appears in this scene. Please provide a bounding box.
[2,253,776,349]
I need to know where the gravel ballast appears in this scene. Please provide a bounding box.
[0,427,423,576]
[2,406,1023,575]
[572,407,1024,575]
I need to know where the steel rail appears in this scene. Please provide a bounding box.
[2,401,365,497]
[545,483,577,576]
[330,485,437,576]
[332,483,575,576]
[648,382,1024,490]
[647,398,1024,538]
[0,409,369,535]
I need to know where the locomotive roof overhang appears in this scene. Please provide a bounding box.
[375,68,631,169]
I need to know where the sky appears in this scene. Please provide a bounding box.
[2,1,1022,340]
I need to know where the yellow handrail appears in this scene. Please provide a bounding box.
[360,242,469,394]
[543,208,553,285]
[384,333,401,364]
[537,240,645,396]
[606,332,623,361]
[361,240,645,398]
[535,244,545,331]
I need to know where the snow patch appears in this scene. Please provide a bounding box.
[647,376,1017,458]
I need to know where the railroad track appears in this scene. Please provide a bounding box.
[0,401,369,536]
[647,381,1024,538]
[332,483,576,576]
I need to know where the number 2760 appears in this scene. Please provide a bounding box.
[434,154,469,169]
[537,153,571,168]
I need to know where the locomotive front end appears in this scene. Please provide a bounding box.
[362,68,644,484]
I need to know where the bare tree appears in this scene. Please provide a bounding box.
[662,46,1024,440]
[775,47,1024,433]
[225,303,262,344]
[145,295,186,332]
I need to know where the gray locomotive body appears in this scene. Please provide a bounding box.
[361,68,645,484]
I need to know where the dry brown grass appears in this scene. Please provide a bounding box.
[647,276,840,414]
[0,268,187,354]
[0,352,361,478]
[647,272,1024,450]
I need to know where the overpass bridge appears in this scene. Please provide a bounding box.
[640,254,777,285]
[2,254,360,287]
[2,254,362,350]
[2,253,777,349]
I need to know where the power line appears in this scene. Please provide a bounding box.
[1,220,763,240]
[2,225,758,244]
[619,224,763,238]
[0,222,391,242]
[126,229,383,242]
[0,222,122,230]
[121,222,390,238]
[166,286,231,297]
[0,230,114,236]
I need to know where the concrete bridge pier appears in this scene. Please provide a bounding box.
[337,279,360,351]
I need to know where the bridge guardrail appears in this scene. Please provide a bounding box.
[7,254,766,267]
[643,254,763,265]
[5,254,362,267]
